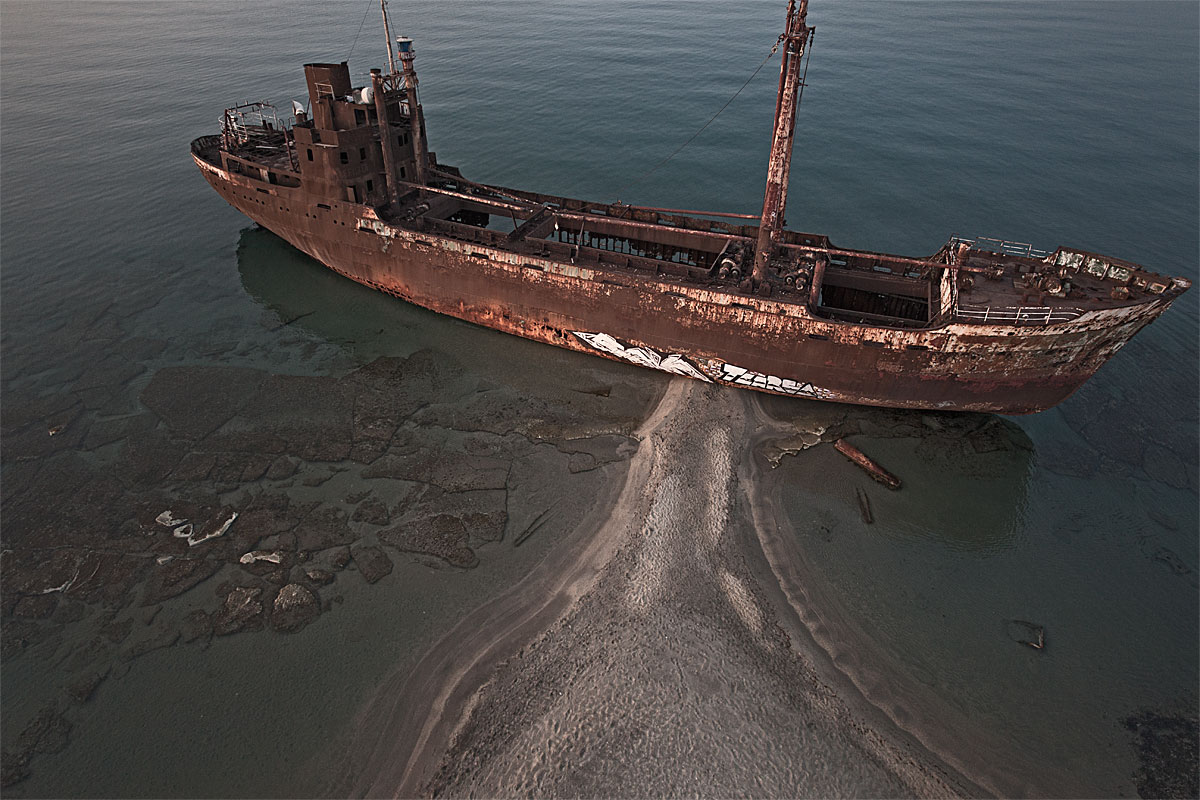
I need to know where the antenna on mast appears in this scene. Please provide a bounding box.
[380,0,397,74]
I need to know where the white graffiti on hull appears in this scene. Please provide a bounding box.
[711,363,835,399]
[571,332,712,383]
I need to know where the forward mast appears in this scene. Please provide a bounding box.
[752,0,813,285]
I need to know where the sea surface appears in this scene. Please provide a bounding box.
[2,1,1197,797]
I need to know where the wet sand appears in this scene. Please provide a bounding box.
[342,379,974,798]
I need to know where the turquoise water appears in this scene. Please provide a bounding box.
[3,1,1197,796]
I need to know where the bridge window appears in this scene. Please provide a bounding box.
[354,109,366,126]
[340,151,349,164]
[359,147,367,161]
[366,179,374,193]
[307,148,313,161]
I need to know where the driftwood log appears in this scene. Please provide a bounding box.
[834,439,902,490]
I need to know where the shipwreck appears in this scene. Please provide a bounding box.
[191,0,1190,413]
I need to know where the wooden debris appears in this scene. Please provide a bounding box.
[834,439,902,490]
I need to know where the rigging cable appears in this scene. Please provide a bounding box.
[614,34,786,203]
[795,29,815,113]
[346,0,375,64]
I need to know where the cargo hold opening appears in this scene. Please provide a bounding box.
[811,260,935,328]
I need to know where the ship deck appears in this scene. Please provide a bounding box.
[377,169,1180,328]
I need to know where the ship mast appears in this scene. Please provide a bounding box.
[751,0,813,284]
[397,37,429,186]
[380,0,397,75]
[372,0,429,193]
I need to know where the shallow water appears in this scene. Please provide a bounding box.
[2,0,1197,797]
[757,399,1198,797]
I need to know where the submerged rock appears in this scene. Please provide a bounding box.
[180,609,213,644]
[304,568,335,586]
[119,625,180,661]
[552,434,638,472]
[265,455,298,480]
[239,550,289,580]
[294,504,355,552]
[18,704,71,755]
[351,496,390,526]
[330,546,351,569]
[1,749,30,788]
[139,365,266,440]
[351,546,393,584]
[212,586,263,635]
[142,556,223,606]
[271,583,320,632]
[1,621,48,660]
[65,668,109,704]
[380,515,478,568]
[13,594,57,620]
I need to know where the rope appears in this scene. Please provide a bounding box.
[347,0,375,63]
[795,29,815,112]
[614,35,785,203]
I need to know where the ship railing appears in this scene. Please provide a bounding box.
[955,305,1080,325]
[221,102,291,153]
[951,235,1051,260]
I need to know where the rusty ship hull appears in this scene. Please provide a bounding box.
[190,2,1189,414]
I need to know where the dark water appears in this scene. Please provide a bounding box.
[2,1,1197,797]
